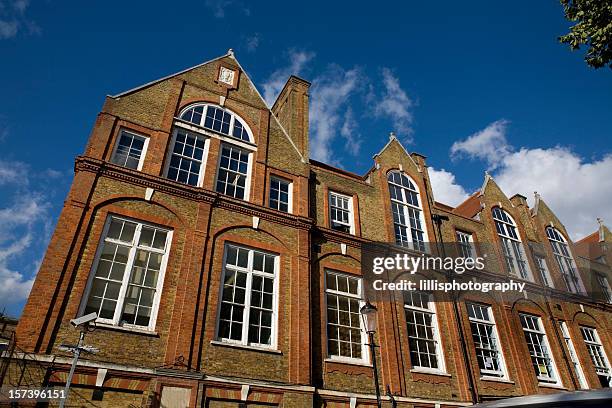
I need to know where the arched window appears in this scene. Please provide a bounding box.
[388,171,427,252]
[546,227,584,293]
[179,104,252,142]
[492,207,532,280]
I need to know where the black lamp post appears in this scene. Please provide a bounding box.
[360,300,382,408]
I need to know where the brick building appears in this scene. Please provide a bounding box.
[6,50,612,407]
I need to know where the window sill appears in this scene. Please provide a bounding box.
[324,357,371,368]
[538,382,567,390]
[480,376,514,384]
[94,322,159,337]
[210,340,282,354]
[410,368,451,377]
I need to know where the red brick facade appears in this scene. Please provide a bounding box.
[8,51,612,407]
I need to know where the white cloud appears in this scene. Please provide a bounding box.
[450,119,511,168]
[371,68,415,142]
[310,65,362,163]
[0,0,34,39]
[428,167,471,206]
[450,119,612,240]
[0,159,27,185]
[495,148,612,240]
[245,33,260,53]
[261,49,315,106]
[0,192,49,308]
[340,108,361,156]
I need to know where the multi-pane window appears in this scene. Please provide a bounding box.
[492,207,532,281]
[467,303,506,378]
[456,231,475,259]
[83,216,172,330]
[216,144,250,200]
[269,177,291,213]
[217,245,278,347]
[111,130,148,170]
[388,171,427,252]
[180,104,252,142]
[404,291,444,371]
[325,271,366,361]
[329,192,354,234]
[559,322,588,389]
[166,129,207,187]
[546,227,584,294]
[596,274,612,303]
[519,314,559,384]
[580,326,612,387]
[534,255,554,288]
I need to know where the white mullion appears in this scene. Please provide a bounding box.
[114,223,140,325]
[242,250,254,345]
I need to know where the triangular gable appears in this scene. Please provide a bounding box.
[373,133,422,173]
[108,50,306,163]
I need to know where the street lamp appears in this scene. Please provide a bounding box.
[360,300,382,408]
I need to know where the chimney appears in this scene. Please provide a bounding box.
[271,75,310,159]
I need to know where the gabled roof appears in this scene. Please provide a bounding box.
[478,171,493,196]
[108,50,307,163]
[110,52,232,98]
[577,218,607,244]
[373,132,422,173]
[453,192,482,218]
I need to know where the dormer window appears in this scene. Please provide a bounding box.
[179,104,252,142]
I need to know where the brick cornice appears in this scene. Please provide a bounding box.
[75,156,314,231]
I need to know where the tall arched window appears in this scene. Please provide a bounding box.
[164,103,255,201]
[388,171,427,252]
[492,207,532,280]
[179,104,253,142]
[546,227,584,293]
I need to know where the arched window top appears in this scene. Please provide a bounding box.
[492,206,522,242]
[546,227,567,243]
[179,103,253,143]
[388,171,417,192]
[492,206,516,226]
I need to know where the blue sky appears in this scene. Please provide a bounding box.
[1,0,611,317]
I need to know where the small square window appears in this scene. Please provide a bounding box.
[219,67,236,86]
[269,177,292,213]
[111,130,148,170]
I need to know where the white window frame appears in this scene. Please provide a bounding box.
[79,215,172,332]
[596,274,612,303]
[177,103,254,144]
[269,176,293,214]
[534,255,554,288]
[580,326,612,384]
[466,303,509,379]
[214,244,280,349]
[546,227,585,294]
[328,191,355,235]
[110,129,149,171]
[456,231,475,259]
[214,142,254,201]
[387,171,429,252]
[492,207,533,281]
[324,270,369,364]
[519,313,562,385]
[403,291,447,374]
[559,321,589,389]
[164,127,210,188]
